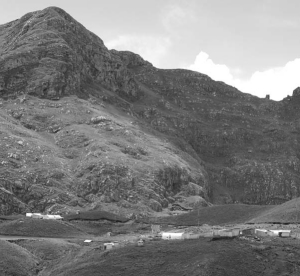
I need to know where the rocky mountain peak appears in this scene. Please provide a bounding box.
[1,7,300,216]
[0,6,141,101]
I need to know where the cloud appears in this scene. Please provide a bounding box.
[187,51,300,101]
[106,35,171,67]
[188,52,236,86]
[161,3,196,35]
[236,59,300,100]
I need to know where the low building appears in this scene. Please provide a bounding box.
[213,228,240,237]
[104,243,114,250]
[26,213,42,218]
[161,232,184,240]
[183,233,200,240]
[255,229,269,237]
[151,224,161,234]
[202,231,214,238]
[137,239,145,246]
[26,213,62,220]
[268,230,291,237]
[241,228,254,236]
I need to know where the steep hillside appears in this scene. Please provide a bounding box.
[0,6,300,215]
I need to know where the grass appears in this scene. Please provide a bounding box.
[13,239,80,261]
[43,237,300,276]
[0,217,86,237]
[249,197,300,223]
[149,204,274,226]
[0,240,39,276]
[63,210,129,223]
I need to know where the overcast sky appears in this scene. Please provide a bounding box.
[1,0,300,101]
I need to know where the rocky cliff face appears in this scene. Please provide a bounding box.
[0,7,300,215]
[0,7,140,100]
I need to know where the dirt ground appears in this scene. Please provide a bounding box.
[35,236,300,276]
[1,218,300,276]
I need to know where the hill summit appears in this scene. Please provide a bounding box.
[1,7,300,216]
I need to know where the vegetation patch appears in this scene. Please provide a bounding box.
[0,240,40,276]
[63,210,129,222]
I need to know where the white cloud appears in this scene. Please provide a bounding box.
[188,52,235,85]
[187,51,300,101]
[106,35,171,67]
[161,3,196,35]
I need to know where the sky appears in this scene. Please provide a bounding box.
[1,0,300,101]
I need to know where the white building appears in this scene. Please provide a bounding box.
[26,213,62,220]
[161,232,184,240]
[268,230,291,237]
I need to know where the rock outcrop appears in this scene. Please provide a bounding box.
[0,7,141,101]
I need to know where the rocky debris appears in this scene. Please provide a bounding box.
[170,202,193,211]
[90,116,110,124]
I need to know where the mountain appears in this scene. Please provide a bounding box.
[0,6,300,216]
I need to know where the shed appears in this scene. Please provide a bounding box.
[255,229,268,237]
[219,230,234,237]
[241,228,254,236]
[203,231,214,238]
[104,243,114,250]
[161,232,184,240]
[232,228,240,237]
[137,239,145,246]
[268,230,291,237]
[31,214,43,219]
[151,224,161,234]
[43,215,63,220]
[26,213,42,218]
[183,233,200,240]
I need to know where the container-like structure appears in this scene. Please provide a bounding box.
[161,232,184,240]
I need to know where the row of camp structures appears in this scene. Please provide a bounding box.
[161,228,292,240]
[254,229,291,237]
[26,213,63,220]
[161,229,240,240]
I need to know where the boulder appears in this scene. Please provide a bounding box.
[182,182,205,197]
[183,196,209,209]
[149,199,162,212]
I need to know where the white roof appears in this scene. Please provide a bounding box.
[84,240,92,243]
[161,232,184,236]
[269,230,291,234]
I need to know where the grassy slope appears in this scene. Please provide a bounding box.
[0,217,86,237]
[0,240,39,276]
[249,197,300,223]
[46,238,300,276]
[63,210,129,222]
[151,204,274,226]
[14,239,80,261]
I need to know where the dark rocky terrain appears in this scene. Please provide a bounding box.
[1,6,300,216]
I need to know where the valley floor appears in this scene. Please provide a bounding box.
[1,218,300,276]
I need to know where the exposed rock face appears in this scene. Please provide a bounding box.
[0,7,300,215]
[0,7,140,100]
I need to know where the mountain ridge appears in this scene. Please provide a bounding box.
[0,6,300,216]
